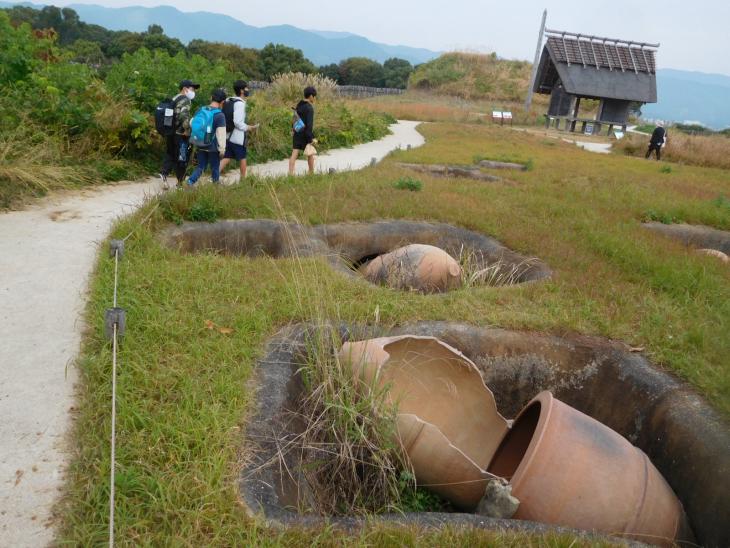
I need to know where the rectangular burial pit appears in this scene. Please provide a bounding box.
[241,322,729,547]
[159,220,552,293]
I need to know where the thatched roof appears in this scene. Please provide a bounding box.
[534,31,659,103]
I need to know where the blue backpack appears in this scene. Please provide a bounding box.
[190,106,221,147]
[292,107,305,133]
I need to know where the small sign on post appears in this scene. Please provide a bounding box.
[502,111,513,126]
[492,111,503,125]
[584,123,594,136]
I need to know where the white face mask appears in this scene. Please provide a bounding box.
[184,89,195,101]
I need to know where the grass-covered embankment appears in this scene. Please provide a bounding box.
[60,122,729,544]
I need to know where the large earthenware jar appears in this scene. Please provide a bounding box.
[339,336,509,509]
[361,244,462,292]
[487,391,691,546]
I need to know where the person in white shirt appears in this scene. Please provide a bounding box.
[221,80,258,179]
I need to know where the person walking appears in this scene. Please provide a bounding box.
[220,80,259,180]
[187,89,227,186]
[645,122,668,160]
[288,86,317,176]
[160,79,199,189]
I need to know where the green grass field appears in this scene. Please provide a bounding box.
[59,122,729,545]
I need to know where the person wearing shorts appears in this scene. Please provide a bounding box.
[288,86,317,176]
[220,80,258,179]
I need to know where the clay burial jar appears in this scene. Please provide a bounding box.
[487,391,691,546]
[360,244,462,293]
[396,414,497,509]
[696,248,729,263]
[339,336,509,509]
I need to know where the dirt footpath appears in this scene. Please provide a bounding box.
[0,120,423,546]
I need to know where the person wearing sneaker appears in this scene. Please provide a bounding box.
[220,80,259,180]
[160,79,199,189]
[187,88,228,186]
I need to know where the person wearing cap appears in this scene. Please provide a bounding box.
[160,79,200,189]
[188,88,228,186]
[645,121,668,160]
[220,80,259,180]
[288,86,318,176]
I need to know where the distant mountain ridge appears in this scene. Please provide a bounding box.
[0,2,440,65]
[643,69,730,129]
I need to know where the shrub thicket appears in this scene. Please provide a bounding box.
[0,9,394,208]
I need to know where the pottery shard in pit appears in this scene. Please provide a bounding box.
[360,244,462,293]
[339,336,509,509]
[487,391,692,546]
[697,248,729,263]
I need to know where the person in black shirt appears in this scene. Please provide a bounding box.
[645,122,667,160]
[288,86,317,175]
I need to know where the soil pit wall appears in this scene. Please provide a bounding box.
[241,322,730,547]
[643,222,730,255]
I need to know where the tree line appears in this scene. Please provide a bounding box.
[3,5,415,88]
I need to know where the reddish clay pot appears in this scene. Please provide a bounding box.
[339,336,508,509]
[361,244,462,292]
[396,414,496,509]
[487,391,691,546]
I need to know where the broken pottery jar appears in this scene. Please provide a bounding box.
[487,391,691,546]
[339,336,509,509]
[360,244,462,293]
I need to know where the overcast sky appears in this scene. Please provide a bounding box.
[53,0,730,75]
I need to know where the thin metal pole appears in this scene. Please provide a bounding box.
[525,9,547,113]
[109,323,117,548]
[109,248,119,547]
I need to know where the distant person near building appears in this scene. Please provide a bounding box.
[187,89,227,186]
[160,79,199,189]
[220,80,259,180]
[288,86,317,176]
[645,122,667,160]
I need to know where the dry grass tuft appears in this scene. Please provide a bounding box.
[269,72,338,104]
[459,248,538,288]
[615,131,730,170]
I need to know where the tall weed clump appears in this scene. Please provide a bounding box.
[269,72,337,104]
[259,200,411,516]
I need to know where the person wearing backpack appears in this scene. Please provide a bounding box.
[187,89,228,186]
[159,79,199,189]
[288,86,318,176]
[220,80,259,180]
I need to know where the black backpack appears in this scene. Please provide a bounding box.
[154,96,184,136]
[223,97,241,133]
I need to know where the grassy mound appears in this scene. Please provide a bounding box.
[408,52,532,101]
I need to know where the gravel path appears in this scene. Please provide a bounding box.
[0,120,423,546]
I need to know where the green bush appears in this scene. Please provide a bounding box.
[105,48,232,112]
[393,176,423,191]
[644,209,682,224]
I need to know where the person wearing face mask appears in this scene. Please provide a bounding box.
[160,79,199,189]
[220,80,259,180]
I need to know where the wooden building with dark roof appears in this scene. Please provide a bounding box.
[533,29,659,134]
